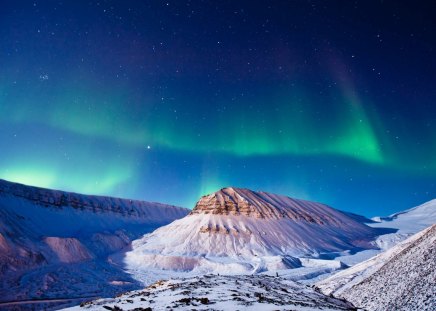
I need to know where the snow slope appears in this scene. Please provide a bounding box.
[372,199,436,231]
[119,187,380,277]
[330,198,436,267]
[0,179,188,309]
[63,274,357,311]
[316,224,436,310]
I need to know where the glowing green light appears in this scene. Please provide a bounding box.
[1,167,57,189]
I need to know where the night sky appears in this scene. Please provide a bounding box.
[0,1,435,216]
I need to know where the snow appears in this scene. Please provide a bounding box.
[0,179,188,308]
[1,179,434,310]
[44,237,93,263]
[62,274,356,311]
[316,224,436,310]
[117,188,379,280]
[330,198,436,266]
[372,199,436,232]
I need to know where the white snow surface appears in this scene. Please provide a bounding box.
[0,179,188,309]
[369,199,436,249]
[316,224,436,311]
[331,198,436,266]
[62,274,356,311]
[1,179,434,310]
[117,187,379,279]
[372,199,436,233]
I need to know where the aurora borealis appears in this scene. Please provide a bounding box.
[0,1,434,216]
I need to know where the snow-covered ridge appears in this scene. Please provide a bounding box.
[375,198,436,222]
[370,199,436,233]
[316,224,436,310]
[62,274,356,311]
[0,179,189,308]
[0,178,187,220]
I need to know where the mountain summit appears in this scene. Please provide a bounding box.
[120,187,380,276]
[191,187,341,224]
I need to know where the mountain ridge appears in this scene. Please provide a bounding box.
[0,178,189,308]
[0,178,186,217]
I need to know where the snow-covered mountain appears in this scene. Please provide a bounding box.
[316,224,436,311]
[357,198,436,253]
[328,199,436,267]
[0,179,188,309]
[62,274,356,311]
[371,198,436,234]
[118,187,380,277]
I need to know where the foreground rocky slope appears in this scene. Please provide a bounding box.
[316,224,436,311]
[63,274,357,311]
[120,187,381,276]
[0,179,188,308]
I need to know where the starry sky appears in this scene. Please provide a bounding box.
[0,1,435,216]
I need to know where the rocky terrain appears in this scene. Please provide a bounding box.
[63,274,357,311]
[316,224,436,310]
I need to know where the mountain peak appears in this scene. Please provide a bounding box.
[120,187,379,274]
[191,187,337,224]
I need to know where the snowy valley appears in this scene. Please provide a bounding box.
[0,180,434,310]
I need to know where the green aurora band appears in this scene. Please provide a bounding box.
[1,76,434,171]
[1,62,435,208]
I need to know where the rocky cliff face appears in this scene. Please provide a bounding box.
[191,187,342,225]
[0,179,185,219]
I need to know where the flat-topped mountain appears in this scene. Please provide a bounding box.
[191,187,343,224]
[120,187,380,276]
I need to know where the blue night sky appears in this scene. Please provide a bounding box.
[0,1,434,217]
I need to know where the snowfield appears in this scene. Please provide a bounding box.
[369,198,436,249]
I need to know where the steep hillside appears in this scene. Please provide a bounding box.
[316,224,436,310]
[0,179,188,308]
